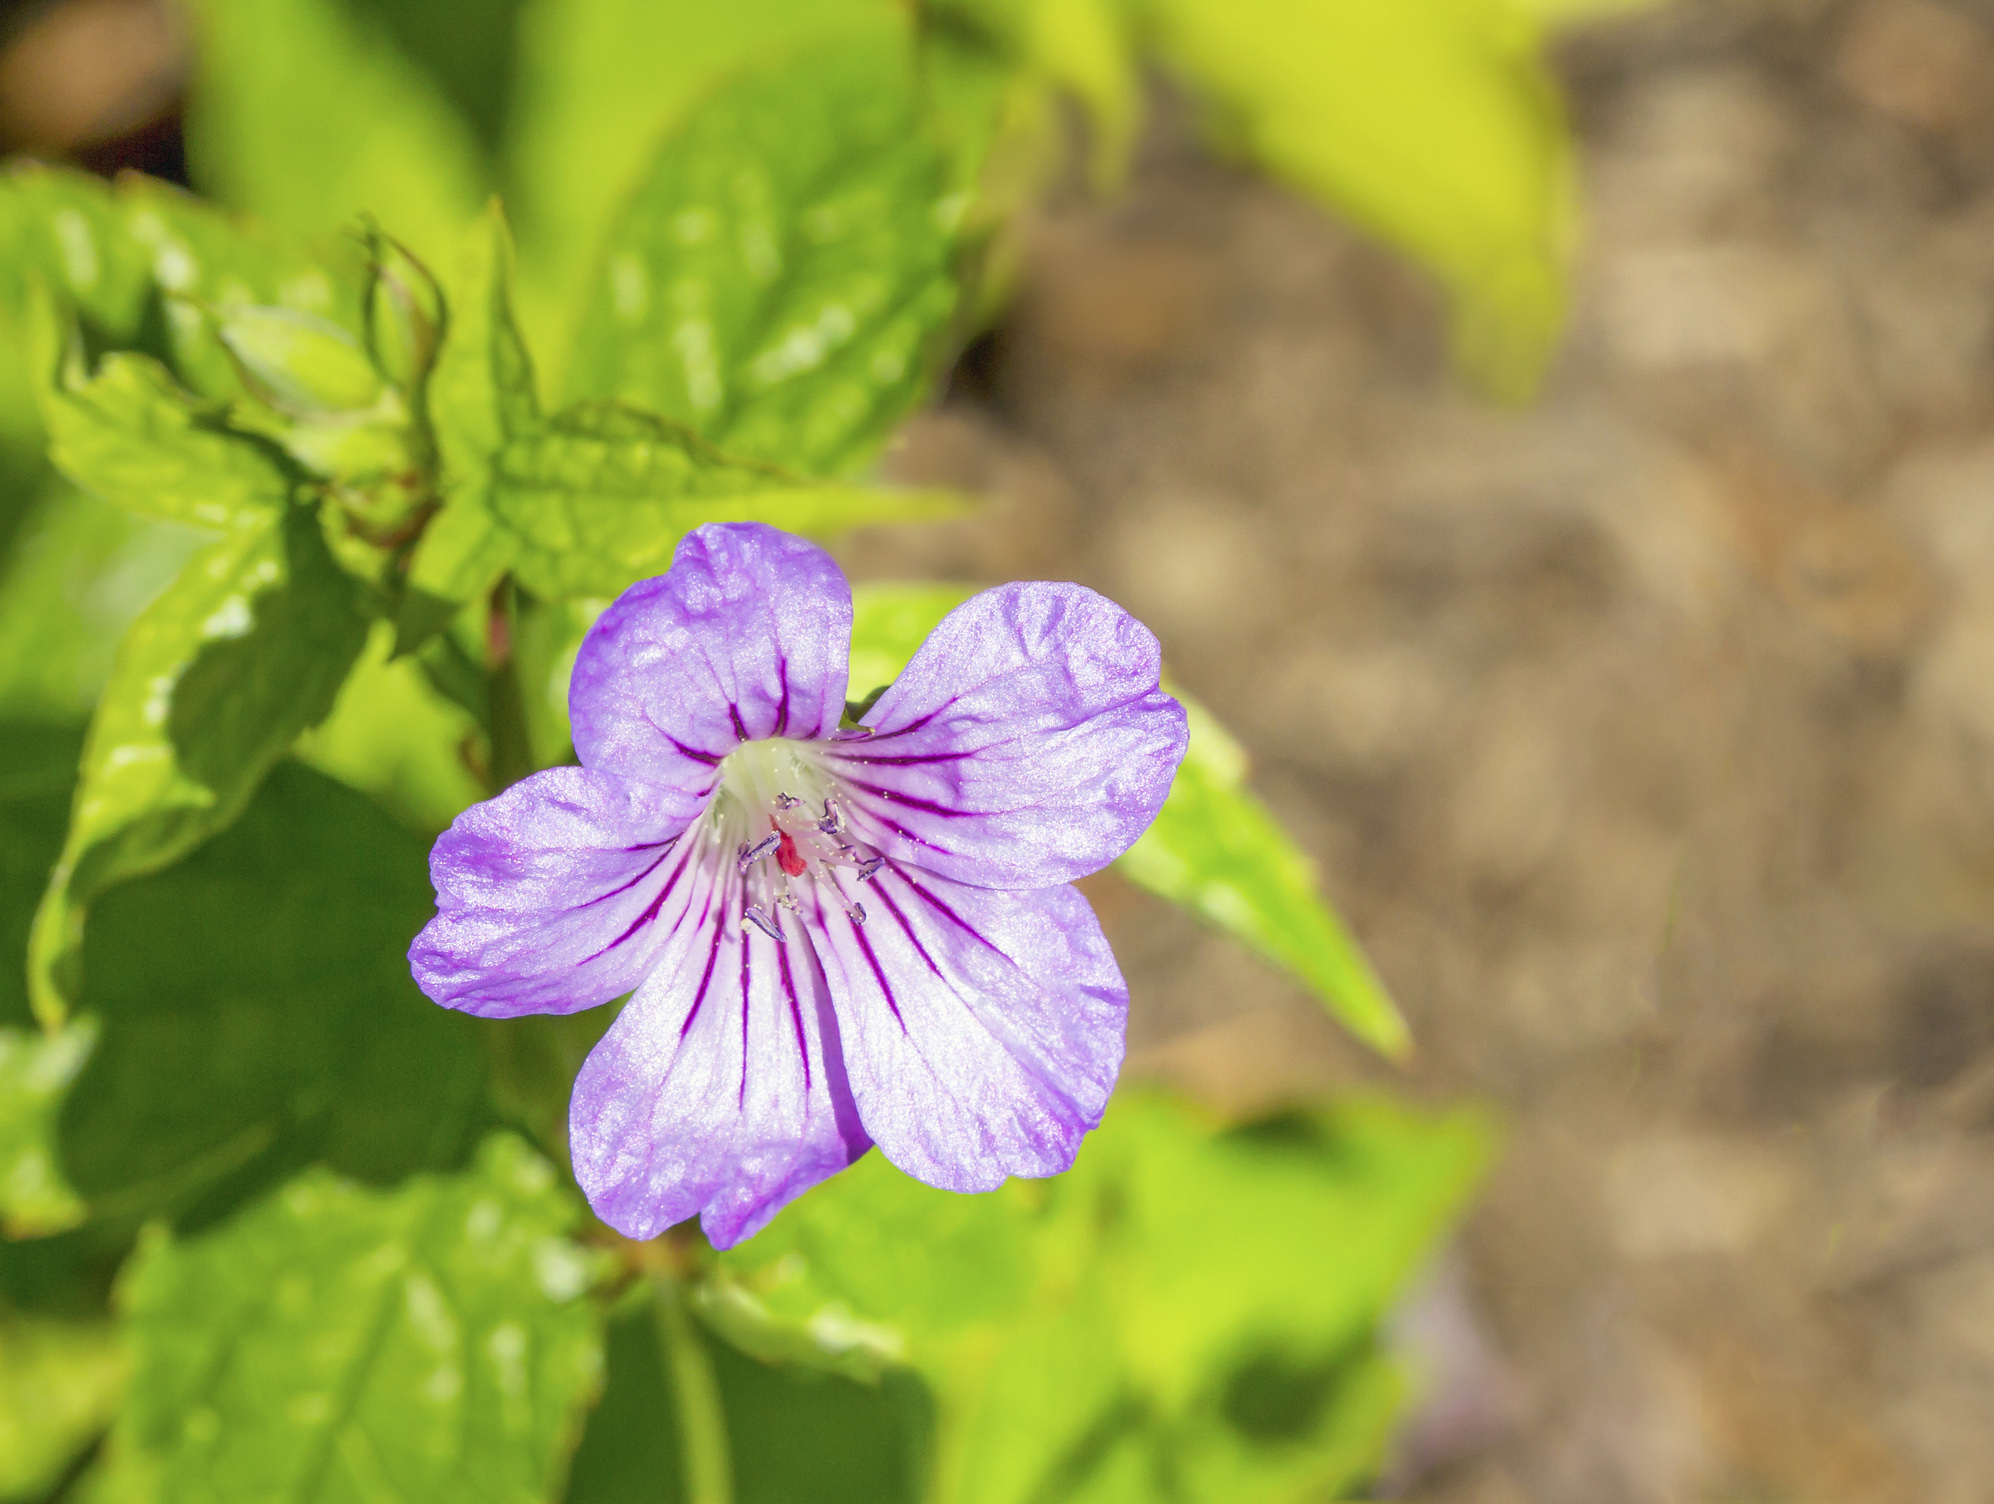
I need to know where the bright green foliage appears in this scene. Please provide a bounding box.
[846,585,1409,1058]
[568,32,968,477]
[0,1312,125,1497]
[56,763,489,1231]
[0,1022,93,1237]
[708,1092,1492,1504]
[491,403,968,601]
[296,622,485,833]
[216,306,388,418]
[185,0,487,265]
[409,205,539,613]
[505,0,896,349]
[40,351,296,530]
[1120,696,1411,1059]
[1509,0,1663,18]
[28,509,371,1023]
[1136,0,1574,401]
[103,1134,605,1503]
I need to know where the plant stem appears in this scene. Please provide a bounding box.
[486,576,535,794]
[652,1269,734,1504]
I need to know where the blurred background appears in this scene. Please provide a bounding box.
[5,0,1993,1500]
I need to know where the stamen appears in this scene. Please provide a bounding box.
[844,898,866,925]
[855,856,885,883]
[774,792,802,810]
[745,906,784,942]
[738,833,781,873]
[818,799,844,836]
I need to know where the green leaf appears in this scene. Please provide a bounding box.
[185,0,489,265]
[0,1312,125,1497]
[1507,0,1665,19]
[1118,692,1411,1059]
[504,0,895,356]
[709,1091,1492,1504]
[28,507,372,1023]
[0,1021,94,1238]
[295,620,486,834]
[568,28,969,476]
[491,402,970,600]
[0,164,363,409]
[405,204,540,617]
[40,350,296,531]
[565,1297,932,1504]
[1137,0,1576,401]
[55,761,489,1233]
[0,478,207,722]
[108,1134,605,1502]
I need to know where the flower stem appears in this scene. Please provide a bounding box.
[652,1269,734,1504]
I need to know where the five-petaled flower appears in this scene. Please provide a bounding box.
[410,522,1188,1247]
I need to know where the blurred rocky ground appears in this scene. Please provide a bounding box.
[850,2,1994,1499]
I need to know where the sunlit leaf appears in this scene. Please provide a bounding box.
[185,0,488,265]
[708,1091,1492,1504]
[845,582,975,700]
[1119,693,1411,1059]
[28,508,371,1023]
[491,402,969,600]
[504,0,894,354]
[1137,0,1576,401]
[40,351,296,531]
[568,28,968,476]
[0,1312,125,1498]
[107,1134,605,1502]
[0,1022,93,1238]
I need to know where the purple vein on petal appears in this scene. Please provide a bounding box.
[582,841,699,963]
[679,890,725,1040]
[893,865,1008,959]
[869,876,946,982]
[841,897,909,1032]
[738,918,752,1108]
[777,937,811,1091]
[835,777,990,820]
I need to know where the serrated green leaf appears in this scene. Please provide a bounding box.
[185,0,488,265]
[709,1091,1492,1504]
[0,1312,126,1498]
[54,760,488,1233]
[568,28,968,477]
[109,1134,605,1503]
[491,402,970,600]
[40,350,295,531]
[405,203,539,617]
[28,507,372,1023]
[1137,0,1575,401]
[0,164,362,409]
[1119,693,1411,1059]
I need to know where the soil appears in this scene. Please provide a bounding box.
[844,2,1994,1499]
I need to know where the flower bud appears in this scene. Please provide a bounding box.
[219,306,385,417]
[364,230,445,390]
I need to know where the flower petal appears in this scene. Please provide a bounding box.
[826,582,1187,888]
[806,863,1125,1191]
[410,766,706,1018]
[571,522,853,793]
[569,841,871,1246]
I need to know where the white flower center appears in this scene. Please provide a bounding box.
[709,737,881,935]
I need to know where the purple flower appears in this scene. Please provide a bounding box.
[410,523,1188,1247]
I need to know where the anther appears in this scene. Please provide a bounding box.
[745,906,783,942]
[738,833,781,873]
[774,792,801,810]
[818,799,844,835]
[844,898,867,925]
[855,856,885,883]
